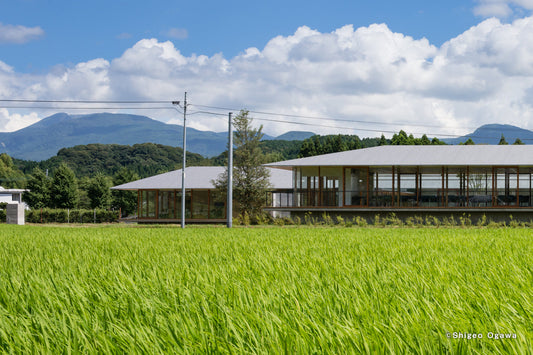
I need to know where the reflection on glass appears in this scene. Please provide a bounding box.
[192,190,209,219]
[158,191,175,219]
[210,190,226,218]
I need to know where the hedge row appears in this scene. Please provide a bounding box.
[24,209,120,224]
[0,210,5,223]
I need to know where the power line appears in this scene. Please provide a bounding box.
[0,98,482,132]
[187,109,523,141]
[0,99,171,104]
[0,105,180,111]
[246,115,463,137]
[190,103,478,130]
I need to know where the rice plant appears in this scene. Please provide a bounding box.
[0,225,531,353]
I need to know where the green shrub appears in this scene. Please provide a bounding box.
[304,212,313,226]
[273,218,285,226]
[254,213,272,225]
[355,216,368,227]
[292,216,301,226]
[459,213,472,227]
[385,213,402,226]
[25,209,119,224]
[322,213,334,226]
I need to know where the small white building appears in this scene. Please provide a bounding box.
[0,186,28,206]
[0,186,28,225]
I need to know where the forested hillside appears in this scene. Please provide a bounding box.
[15,143,209,179]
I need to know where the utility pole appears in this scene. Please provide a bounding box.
[227,112,233,228]
[181,92,187,229]
[172,92,187,229]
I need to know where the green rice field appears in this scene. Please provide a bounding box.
[0,225,532,353]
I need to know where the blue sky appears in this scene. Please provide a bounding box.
[3,0,476,72]
[2,0,533,137]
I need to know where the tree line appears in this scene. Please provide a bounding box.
[21,164,138,216]
[460,134,524,145]
[297,130,446,158]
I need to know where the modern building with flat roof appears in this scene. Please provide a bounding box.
[112,166,292,223]
[265,145,533,222]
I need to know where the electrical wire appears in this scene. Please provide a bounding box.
[0,105,181,111]
[0,98,488,133]
[246,115,466,138]
[0,99,172,104]
[190,103,478,130]
[184,108,513,140]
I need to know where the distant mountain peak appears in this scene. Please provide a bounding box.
[443,123,533,145]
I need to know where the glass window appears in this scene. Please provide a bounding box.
[297,167,319,207]
[495,168,518,206]
[192,190,209,219]
[140,190,157,218]
[398,172,417,207]
[370,168,393,207]
[147,191,156,217]
[418,170,441,207]
[321,167,342,207]
[176,191,192,219]
[209,190,226,219]
[158,191,175,219]
[140,190,148,217]
[468,169,492,207]
[345,168,368,206]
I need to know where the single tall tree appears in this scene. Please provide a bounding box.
[498,134,508,145]
[214,110,272,218]
[23,167,51,208]
[50,163,79,209]
[87,172,112,209]
[111,167,140,216]
[0,153,25,189]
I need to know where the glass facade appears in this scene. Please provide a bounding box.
[192,190,209,219]
[270,166,533,209]
[140,190,157,218]
[138,189,226,220]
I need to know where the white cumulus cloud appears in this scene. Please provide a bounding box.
[5,18,533,140]
[0,109,40,132]
[474,0,533,17]
[0,23,44,44]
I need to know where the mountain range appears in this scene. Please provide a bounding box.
[1,112,532,161]
[0,113,315,161]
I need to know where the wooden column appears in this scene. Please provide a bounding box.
[516,167,520,206]
[441,167,444,207]
[466,166,470,207]
[492,167,495,207]
[366,167,370,207]
[392,166,395,207]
